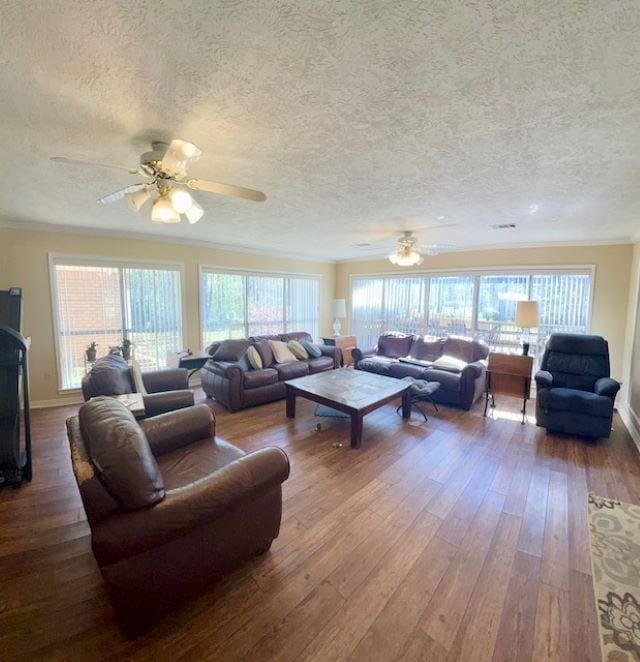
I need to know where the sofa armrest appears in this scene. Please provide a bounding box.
[142,368,189,393]
[207,360,244,380]
[535,370,553,389]
[140,404,215,456]
[461,359,486,380]
[594,377,621,398]
[142,390,194,417]
[320,345,341,368]
[352,348,376,363]
[91,446,290,565]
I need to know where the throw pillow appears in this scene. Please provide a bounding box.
[268,339,298,363]
[212,339,251,362]
[432,355,467,373]
[246,346,263,370]
[301,340,322,358]
[287,340,309,360]
[129,360,147,395]
[254,339,274,367]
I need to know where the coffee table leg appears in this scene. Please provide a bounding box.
[286,386,296,418]
[401,389,412,419]
[350,412,363,449]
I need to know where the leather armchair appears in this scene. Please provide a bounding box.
[81,354,194,417]
[66,398,289,635]
[535,333,620,438]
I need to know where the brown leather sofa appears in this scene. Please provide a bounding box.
[201,332,340,412]
[66,397,290,635]
[353,333,489,410]
[81,354,194,417]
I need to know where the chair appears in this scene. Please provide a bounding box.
[534,333,620,438]
[67,398,290,635]
[81,354,194,417]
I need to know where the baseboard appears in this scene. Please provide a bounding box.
[618,401,640,453]
[30,394,84,409]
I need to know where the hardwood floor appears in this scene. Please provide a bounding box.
[1,389,638,660]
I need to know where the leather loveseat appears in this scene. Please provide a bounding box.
[67,398,290,635]
[353,333,489,410]
[201,332,340,412]
[81,354,194,417]
[535,333,620,438]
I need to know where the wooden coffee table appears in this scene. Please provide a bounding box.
[285,368,412,449]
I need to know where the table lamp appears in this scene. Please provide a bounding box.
[329,299,347,336]
[515,300,539,356]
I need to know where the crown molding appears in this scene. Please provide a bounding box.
[0,218,336,265]
[336,237,634,263]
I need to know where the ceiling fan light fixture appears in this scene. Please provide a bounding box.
[161,140,202,178]
[151,195,180,223]
[126,187,151,211]
[169,188,193,213]
[388,247,424,267]
[185,199,204,224]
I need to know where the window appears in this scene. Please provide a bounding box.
[351,269,592,363]
[51,257,183,390]
[200,269,320,346]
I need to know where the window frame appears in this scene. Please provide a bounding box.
[48,253,186,392]
[198,264,323,348]
[349,264,595,348]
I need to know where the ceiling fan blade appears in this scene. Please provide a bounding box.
[97,184,148,205]
[50,156,141,175]
[186,179,266,202]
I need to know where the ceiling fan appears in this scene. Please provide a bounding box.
[50,139,266,225]
[351,226,457,266]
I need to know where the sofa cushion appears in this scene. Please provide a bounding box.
[79,397,165,510]
[246,346,263,370]
[409,336,444,362]
[87,355,132,395]
[212,339,251,362]
[442,337,488,363]
[269,340,298,363]
[302,341,322,358]
[432,355,467,373]
[253,339,274,367]
[538,387,613,418]
[275,361,310,381]
[307,356,334,374]
[288,340,309,360]
[422,368,462,392]
[357,356,397,375]
[389,362,431,380]
[377,333,415,359]
[158,437,245,490]
[243,368,278,389]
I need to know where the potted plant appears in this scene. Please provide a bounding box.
[85,341,98,363]
[121,337,133,361]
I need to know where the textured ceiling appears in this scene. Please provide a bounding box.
[1,0,639,260]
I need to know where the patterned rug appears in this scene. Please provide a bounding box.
[589,493,640,661]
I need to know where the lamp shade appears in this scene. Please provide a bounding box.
[515,300,539,328]
[329,299,346,318]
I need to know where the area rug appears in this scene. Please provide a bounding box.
[588,493,640,661]
[314,404,349,419]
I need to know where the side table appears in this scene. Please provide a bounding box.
[484,352,533,424]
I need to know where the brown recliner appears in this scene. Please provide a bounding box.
[66,398,290,635]
[81,354,194,417]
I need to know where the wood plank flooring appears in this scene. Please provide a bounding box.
[1,389,638,660]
